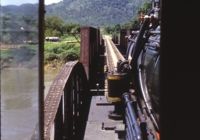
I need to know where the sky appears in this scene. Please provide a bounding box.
[1,0,63,6]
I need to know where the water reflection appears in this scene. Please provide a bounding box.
[1,68,38,140]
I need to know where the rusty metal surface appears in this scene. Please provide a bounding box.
[44,61,78,140]
[80,27,90,79]
[80,27,100,80]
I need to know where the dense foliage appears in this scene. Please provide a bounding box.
[44,17,80,65]
[45,16,80,37]
[44,40,80,64]
[120,1,152,30]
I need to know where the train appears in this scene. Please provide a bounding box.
[128,0,160,130]
[106,0,161,139]
[125,19,160,130]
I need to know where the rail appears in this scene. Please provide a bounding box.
[104,35,125,72]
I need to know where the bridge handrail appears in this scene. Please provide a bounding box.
[44,61,89,140]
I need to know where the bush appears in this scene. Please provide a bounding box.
[44,41,80,64]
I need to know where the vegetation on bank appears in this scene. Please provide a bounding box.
[0,16,80,70]
[0,40,80,70]
[44,16,80,69]
[44,39,80,65]
[45,16,80,37]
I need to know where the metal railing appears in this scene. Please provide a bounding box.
[44,61,90,140]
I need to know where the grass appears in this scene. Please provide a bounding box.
[61,34,80,42]
[1,35,80,69]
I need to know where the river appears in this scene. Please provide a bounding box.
[1,67,58,140]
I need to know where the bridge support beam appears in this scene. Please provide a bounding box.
[80,27,100,83]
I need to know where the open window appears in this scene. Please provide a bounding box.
[0,0,44,139]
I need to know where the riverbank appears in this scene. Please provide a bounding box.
[44,60,63,71]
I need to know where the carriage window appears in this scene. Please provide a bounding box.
[0,0,41,140]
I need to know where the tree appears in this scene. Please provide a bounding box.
[114,24,121,33]
[63,23,80,34]
[138,1,152,14]
[45,16,65,37]
[121,1,151,30]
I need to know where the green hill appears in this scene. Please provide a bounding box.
[46,0,148,26]
[1,0,149,28]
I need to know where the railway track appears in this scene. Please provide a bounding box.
[104,35,125,73]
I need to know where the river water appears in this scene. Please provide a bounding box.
[1,68,39,140]
[1,67,58,140]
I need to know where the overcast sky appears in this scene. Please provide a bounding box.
[1,0,63,6]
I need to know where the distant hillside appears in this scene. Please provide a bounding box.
[1,0,150,29]
[46,0,149,26]
[1,4,38,16]
[0,4,38,31]
[0,4,38,43]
